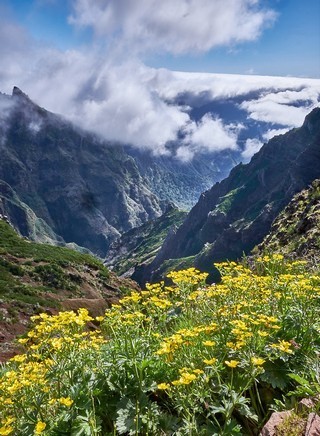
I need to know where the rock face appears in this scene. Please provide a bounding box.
[131,148,237,210]
[259,411,293,436]
[259,410,320,436]
[0,88,165,256]
[105,205,187,276]
[258,179,320,261]
[140,108,320,283]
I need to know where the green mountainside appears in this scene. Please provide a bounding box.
[105,205,187,276]
[257,179,320,262]
[134,108,320,284]
[0,218,136,360]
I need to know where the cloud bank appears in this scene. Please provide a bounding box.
[0,0,319,160]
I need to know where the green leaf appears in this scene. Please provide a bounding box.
[71,416,92,436]
[288,373,311,387]
[260,361,290,390]
[115,398,136,435]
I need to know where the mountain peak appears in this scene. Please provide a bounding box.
[12,86,32,103]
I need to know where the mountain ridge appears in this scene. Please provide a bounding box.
[0,87,166,256]
[134,107,320,283]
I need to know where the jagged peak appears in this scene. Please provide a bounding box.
[303,106,320,133]
[12,86,33,103]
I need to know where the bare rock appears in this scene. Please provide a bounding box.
[305,413,320,436]
[298,397,317,412]
[260,411,292,436]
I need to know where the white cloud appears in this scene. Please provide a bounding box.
[262,127,290,141]
[69,0,276,54]
[0,3,319,161]
[176,115,242,161]
[157,70,320,102]
[240,88,320,127]
[241,137,263,160]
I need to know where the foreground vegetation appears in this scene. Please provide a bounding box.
[1,255,320,435]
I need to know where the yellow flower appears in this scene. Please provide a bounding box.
[10,354,26,363]
[225,360,240,368]
[203,358,217,365]
[59,397,73,407]
[35,421,46,434]
[0,426,13,435]
[203,340,215,347]
[157,383,171,390]
[271,340,293,354]
[172,372,197,385]
[257,330,268,337]
[193,369,204,375]
[251,357,265,366]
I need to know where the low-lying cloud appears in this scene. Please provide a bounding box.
[177,115,242,162]
[0,1,319,161]
[241,138,264,160]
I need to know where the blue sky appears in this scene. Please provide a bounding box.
[3,0,320,78]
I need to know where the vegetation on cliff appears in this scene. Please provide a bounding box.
[0,219,135,360]
[105,206,187,277]
[1,255,319,435]
[258,179,320,263]
[140,108,320,284]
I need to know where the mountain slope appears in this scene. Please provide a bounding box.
[0,88,165,256]
[105,205,187,276]
[130,148,238,210]
[257,179,320,261]
[137,107,320,283]
[0,217,136,361]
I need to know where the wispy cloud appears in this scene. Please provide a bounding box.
[69,0,276,54]
[241,137,263,160]
[240,87,320,126]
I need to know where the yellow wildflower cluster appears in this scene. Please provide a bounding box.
[0,255,319,434]
[167,268,208,286]
[0,309,105,434]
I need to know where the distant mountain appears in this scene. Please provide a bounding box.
[0,88,165,256]
[257,179,320,261]
[105,205,187,276]
[135,107,320,284]
[130,148,238,210]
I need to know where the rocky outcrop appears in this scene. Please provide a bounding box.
[0,88,165,256]
[258,179,320,262]
[140,108,320,283]
[259,411,293,435]
[260,410,320,436]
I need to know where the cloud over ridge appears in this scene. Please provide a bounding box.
[0,0,319,160]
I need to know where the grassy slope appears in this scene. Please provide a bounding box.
[0,219,136,360]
